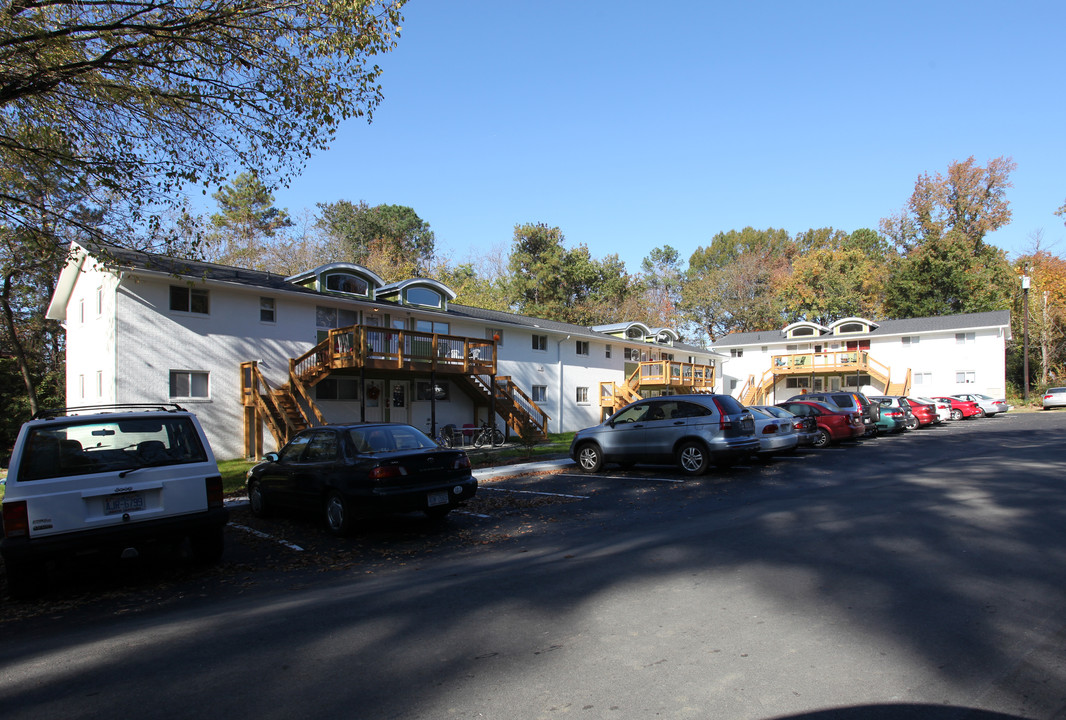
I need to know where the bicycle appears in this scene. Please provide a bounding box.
[472,422,504,448]
[434,423,458,448]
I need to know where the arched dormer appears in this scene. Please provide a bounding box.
[376,278,457,311]
[591,321,653,341]
[286,263,385,300]
[830,317,878,335]
[650,328,679,346]
[782,321,828,339]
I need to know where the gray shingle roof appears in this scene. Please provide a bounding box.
[712,310,1011,348]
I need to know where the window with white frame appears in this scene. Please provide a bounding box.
[532,335,547,351]
[624,347,642,361]
[955,332,975,345]
[260,297,276,323]
[576,387,589,404]
[414,319,449,334]
[956,371,975,384]
[902,336,920,345]
[912,372,932,385]
[576,340,590,356]
[730,349,743,357]
[170,285,209,314]
[169,370,210,398]
[316,378,360,400]
[532,385,547,403]
[605,344,612,358]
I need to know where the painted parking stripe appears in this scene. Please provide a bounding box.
[455,510,494,519]
[594,475,685,483]
[230,522,305,552]
[480,486,591,500]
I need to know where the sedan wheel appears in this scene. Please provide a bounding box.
[324,491,353,537]
[906,417,919,430]
[812,428,831,448]
[248,480,268,518]
[950,408,962,421]
[676,441,710,476]
[576,443,604,473]
[974,407,986,418]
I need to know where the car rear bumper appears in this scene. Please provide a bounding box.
[361,476,478,513]
[1,507,230,564]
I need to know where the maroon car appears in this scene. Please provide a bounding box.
[776,400,865,448]
[903,397,938,426]
[933,396,981,421]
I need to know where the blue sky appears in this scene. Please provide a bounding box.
[264,0,1066,274]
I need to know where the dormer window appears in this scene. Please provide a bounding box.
[325,272,369,297]
[838,322,865,334]
[405,287,443,309]
[626,327,644,340]
[792,327,814,337]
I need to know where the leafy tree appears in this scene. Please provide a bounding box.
[881,157,1016,317]
[681,228,793,342]
[316,201,435,275]
[506,223,637,326]
[206,173,292,269]
[639,246,684,328]
[0,0,406,246]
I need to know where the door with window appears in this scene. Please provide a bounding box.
[387,382,409,424]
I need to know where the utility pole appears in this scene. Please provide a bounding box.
[1022,267,1030,403]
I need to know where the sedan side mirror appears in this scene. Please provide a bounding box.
[263,451,279,463]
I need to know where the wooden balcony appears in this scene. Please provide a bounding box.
[293,325,496,382]
[600,360,716,410]
[768,350,888,381]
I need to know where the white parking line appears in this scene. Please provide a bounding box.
[229,523,305,552]
[480,486,591,500]
[454,510,494,518]
[596,475,685,483]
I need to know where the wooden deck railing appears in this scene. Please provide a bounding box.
[290,324,496,383]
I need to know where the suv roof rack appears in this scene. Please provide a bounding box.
[32,403,188,420]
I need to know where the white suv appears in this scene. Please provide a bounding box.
[1,404,229,599]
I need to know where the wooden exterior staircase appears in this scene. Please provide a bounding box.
[240,324,549,457]
[599,360,716,415]
[738,350,908,405]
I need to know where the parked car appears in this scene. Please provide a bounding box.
[787,392,880,437]
[246,423,477,535]
[775,400,865,448]
[751,405,819,447]
[914,396,952,422]
[934,396,981,420]
[904,397,938,426]
[569,395,760,475]
[869,396,918,430]
[875,405,909,433]
[950,393,1008,417]
[748,406,800,456]
[1,404,229,599]
[1043,387,1066,410]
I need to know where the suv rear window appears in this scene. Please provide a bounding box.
[829,394,857,409]
[19,415,209,481]
[713,395,747,415]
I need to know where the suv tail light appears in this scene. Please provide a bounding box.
[711,397,733,430]
[2,501,29,538]
[205,475,224,509]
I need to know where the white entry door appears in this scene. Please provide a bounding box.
[387,382,409,424]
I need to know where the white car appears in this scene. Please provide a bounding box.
[915,396,952,422]
[950,393,1008,417]
[1043,387,1066,410]
[1,404,229,599]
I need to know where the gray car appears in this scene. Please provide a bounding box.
[569,394,760,476]
[752,404,818,447]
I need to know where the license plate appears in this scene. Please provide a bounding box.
[427,491,449,507]
[105,492,145,515]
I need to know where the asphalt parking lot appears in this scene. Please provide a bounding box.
[4,410,1066,720]
[0,411,1039,613]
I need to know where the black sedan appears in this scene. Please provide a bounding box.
[245,423,477,535]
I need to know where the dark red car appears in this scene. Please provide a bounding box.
[933,396,980,421]
[776,400,864,448]
[903,397,937,426]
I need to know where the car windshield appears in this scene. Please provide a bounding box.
[18,415,208,481]
[749,407,772,418]
[348,425,437,453]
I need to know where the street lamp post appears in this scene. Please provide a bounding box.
[1023,268,1030,404]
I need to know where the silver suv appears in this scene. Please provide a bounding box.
[1,404,229,599]
[569,394,760,475]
